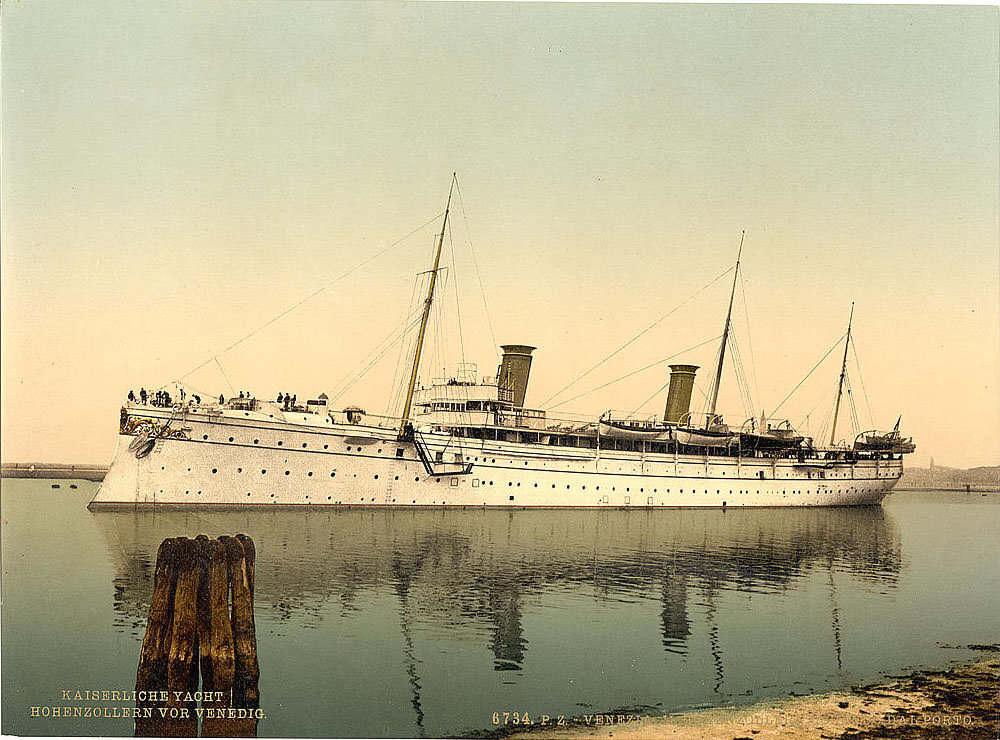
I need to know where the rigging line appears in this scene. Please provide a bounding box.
[390,319,421,417]
[177,210,445,382]
[738,268,761,405]
[390,271,429,415]
[548,334,722,411]
[330,305,426,400]
[695,342,723,423]
[214,357,236,396]
[453,178,499,365]
[849,335,876,428]
[446,210,466,367]
[729,335,755,420]
[846,372,861,434]
[771,331,847,416]
[540,265,735,408]
[173,379,218,403]
[625,376,673,420]
[389,273,424,415]
[332,314,426,403]
[728,334,748,415]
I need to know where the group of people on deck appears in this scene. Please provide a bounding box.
[128,387,302,411]
[127,388,201,407]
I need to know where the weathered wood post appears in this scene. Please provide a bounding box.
[198,537,236,737]
[134,535,260,738]
[135,538,180,737]
[164,537,201,736]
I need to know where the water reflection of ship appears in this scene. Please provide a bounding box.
[94,505,900,663]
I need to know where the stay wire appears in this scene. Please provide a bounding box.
[446,216,466,367]
[549,334,722,411]
[331,304,426,401]
[176,210,446,384]
[849,335,876,428]
[771,331,847,416]
[332,313,426,403]
[453,179,499,366]
[738,269,761,405]
[541,265,735,408]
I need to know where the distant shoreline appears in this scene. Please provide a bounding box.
[1,463,108,481]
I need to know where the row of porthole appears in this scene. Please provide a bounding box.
[200,467,424,483]
[203,433,393,457]
[475,482,860,495]
[174,464,862,492]
[186,464,860,495]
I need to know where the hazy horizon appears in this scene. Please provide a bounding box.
[2,2,998,469]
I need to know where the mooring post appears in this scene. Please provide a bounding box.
[135,538,180,736]
[198,537,236,737]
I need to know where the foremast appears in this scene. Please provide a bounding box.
[398,174,456,439]
[829,302,854,446]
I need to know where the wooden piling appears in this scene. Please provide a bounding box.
[135,538,180,736]
[223,536,261,723]
[134,534,259,738]
[164,537,201,736]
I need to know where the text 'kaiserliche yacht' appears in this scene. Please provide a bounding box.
[90,178,914,509]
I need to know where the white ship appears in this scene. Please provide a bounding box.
[90,181,913,509]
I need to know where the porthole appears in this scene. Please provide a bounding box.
[237,467,242,473]
[308,472,313,477]
[331,472,336,477]
[228,437,234,442]
[323,444,329,449]
[212,468,218,474]
[277,441,283,446]
[374,475,379,480]
[284,471,290,476]
[253,439,259,444]
[302,443,307,448]
[202,435,208,440]
[261,469,267,474]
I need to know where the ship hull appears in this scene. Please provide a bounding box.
[90,408,902,509]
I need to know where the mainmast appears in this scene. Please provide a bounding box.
[706,231,745,422]
[829,302,854,446]
[398,174,456,438]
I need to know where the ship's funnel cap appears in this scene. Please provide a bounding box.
[664,364,698,425]
[499,345,536,408]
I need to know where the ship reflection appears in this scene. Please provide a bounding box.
[93,504,901,678]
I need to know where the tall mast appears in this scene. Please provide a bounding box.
[706,231,745,422]
[398,174,456,438]
[829,302,854,446]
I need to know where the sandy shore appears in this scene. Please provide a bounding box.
[497,650,998,740]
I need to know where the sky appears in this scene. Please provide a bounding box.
[2,2,998,468]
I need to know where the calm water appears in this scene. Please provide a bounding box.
[2,481,998,738]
